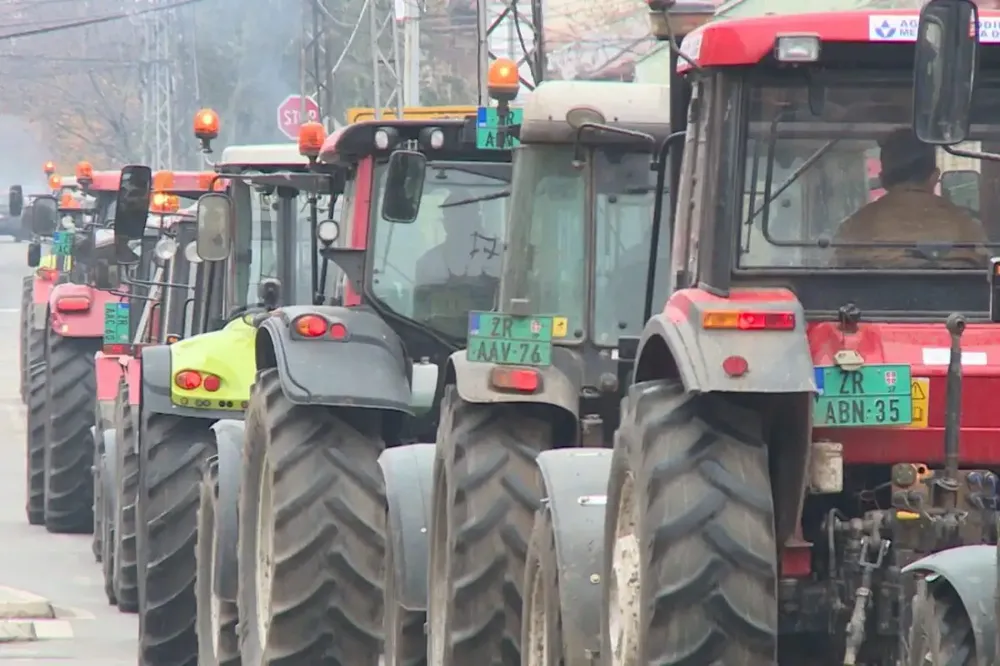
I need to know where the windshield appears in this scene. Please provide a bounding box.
[233,181,278,307]
[739,73,996,271]
[294,194,341,304]
[371,160,510,338]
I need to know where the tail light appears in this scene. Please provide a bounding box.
[489,367,541,393]
[102,343,131,355]
[175,370,221,392]
[55,296,91,312]
[701,311,795,331]
[37,268,58,281]
[294,314,328,337]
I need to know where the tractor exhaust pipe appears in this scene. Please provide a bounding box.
[941,312,966,508]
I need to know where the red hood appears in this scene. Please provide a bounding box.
[808,321,1000,464]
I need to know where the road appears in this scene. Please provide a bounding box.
[0,239,137,664]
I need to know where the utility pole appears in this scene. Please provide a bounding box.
[369,0,404,119]
[302,0,335,131]
[476,0,546,104]
[400,0,421,106]
[139,0,175,169]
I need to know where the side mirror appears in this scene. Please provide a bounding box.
[94,261,121,290]
[196,193,232,261]
[113,165,153,241]
[27,241,40,268]
[29,195,58,236]
[8,185,22,217]
[381,150,427,223]
[913,0,978,145]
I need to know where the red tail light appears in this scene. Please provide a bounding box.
[55,296,91,312]
[701,311,795,331]
[37,268,58,282]
[174,370,202,390]
[294,314,328,338]
[489,367,541,393]
[329,322,348,340]
[103,343,130,355]
[203,374,221,392]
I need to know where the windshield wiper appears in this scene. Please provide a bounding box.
[439,190,511,209]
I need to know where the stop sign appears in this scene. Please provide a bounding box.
[277,94,320,140]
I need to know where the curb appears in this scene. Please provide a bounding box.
[0,586,54,619]
[0,587,69,643]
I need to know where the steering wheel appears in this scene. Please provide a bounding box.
[905,243,984,268]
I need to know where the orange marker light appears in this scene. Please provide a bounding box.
[75,161,94,181]
[59,192,80,209]
[701,311,796,331]
[487,57,520,97]
[150,192,180,213]
[49,174,62,189]
[153,170,174,192]
[298,121,327,158]
[43,161,56,176]
[194,109,220,140]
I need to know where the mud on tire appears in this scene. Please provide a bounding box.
[43,333,99,533]
[908,579,976,666]
[427,386,554,666]
[237,368,386,666]
[137,413,214,666]
[113,383,139,613]
[602,380,777,665]
[24,356,46,525]
[196,459,240,666]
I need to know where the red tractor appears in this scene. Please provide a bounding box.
[489,1,1000,665]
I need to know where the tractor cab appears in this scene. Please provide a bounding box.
[316,114,512,431]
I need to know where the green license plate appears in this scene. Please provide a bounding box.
[104,302,130,345]
[466,311,553,367]
[813,364,913,427]
[52,230,73,257]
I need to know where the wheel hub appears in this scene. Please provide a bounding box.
[608,475,640,666]
[255,455,275,643]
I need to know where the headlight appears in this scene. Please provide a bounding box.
[317,219,340,244]
[428,128,445,149]
[154,237,177,262]
[60,215,75,230]
[83,214,94,225]
[184,242,202,263]
[374,129,391,150]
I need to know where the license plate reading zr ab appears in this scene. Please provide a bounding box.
[467,312,553,367]
[814,364,913,427]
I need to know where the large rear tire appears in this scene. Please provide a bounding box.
[137,413,213,666]
[602,381,777,665]
[24,357,45,525]
[42,333,99,534]
[237,368,385,666]
[196,459,240,666]
[908,579,976,666]
[426,387,554,666]
[113,385,139,613]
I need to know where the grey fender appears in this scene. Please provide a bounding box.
[534,448,612,665]
[378,444,435,611]
[634,292,815,393]
[903,545,997,666]
[99,428,117,516]
[141,345,236,421]
[209,419,244,602]
[257,305,412,413]
[448,346,581,418]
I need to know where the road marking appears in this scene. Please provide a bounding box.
[0,618,74,642]
[0,308,20,313]
[0,586,54,619]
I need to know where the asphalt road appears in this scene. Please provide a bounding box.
[0,237,137,664]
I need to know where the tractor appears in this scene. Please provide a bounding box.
[231,110,513,665]
[378,74,674,664]
[191,137,346,666]
[90,170,221,598]
[460,0,1000,664]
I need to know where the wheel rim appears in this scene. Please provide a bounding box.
[608,473,640,666]
[524,557,548,666]
[255,455,275,643]
[210,513,222,657]
[428,468,450,666]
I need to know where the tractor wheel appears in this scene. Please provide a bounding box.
[137,413,213,666]
[908,579,976,666]
[19,275,31,404]
[113,390,139,613]
[196,460,240,666]
[100,446,117,606]
[521,505,562,666]
[427,387,553,666]
[237,368,385,666]
[384,519,427,666]
[42,333,99,534]
[24,358,45,525]
[602,381,777,666]
[92,424,104,563]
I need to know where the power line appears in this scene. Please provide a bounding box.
[0,0,207,41]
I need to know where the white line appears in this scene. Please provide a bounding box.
[0,308,20,313]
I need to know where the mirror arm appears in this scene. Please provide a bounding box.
[943,145,1000,163]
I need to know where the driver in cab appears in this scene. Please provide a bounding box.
[832,128,988,268]
[414,188,502,284]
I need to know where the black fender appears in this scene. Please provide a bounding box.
[447,346,580,419]
[534,448,612,664]
[209,418,244,603]
[902,545,997,665]
[378,443,435,611]
[633,289,815,393]
[141,345,239,421]
[256,305,412,413]
[99,428,117,516]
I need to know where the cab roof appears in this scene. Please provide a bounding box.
[90,171,121,191]
[319,117,498,164]
[217,144,309,172]
[678,8,1000,72]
